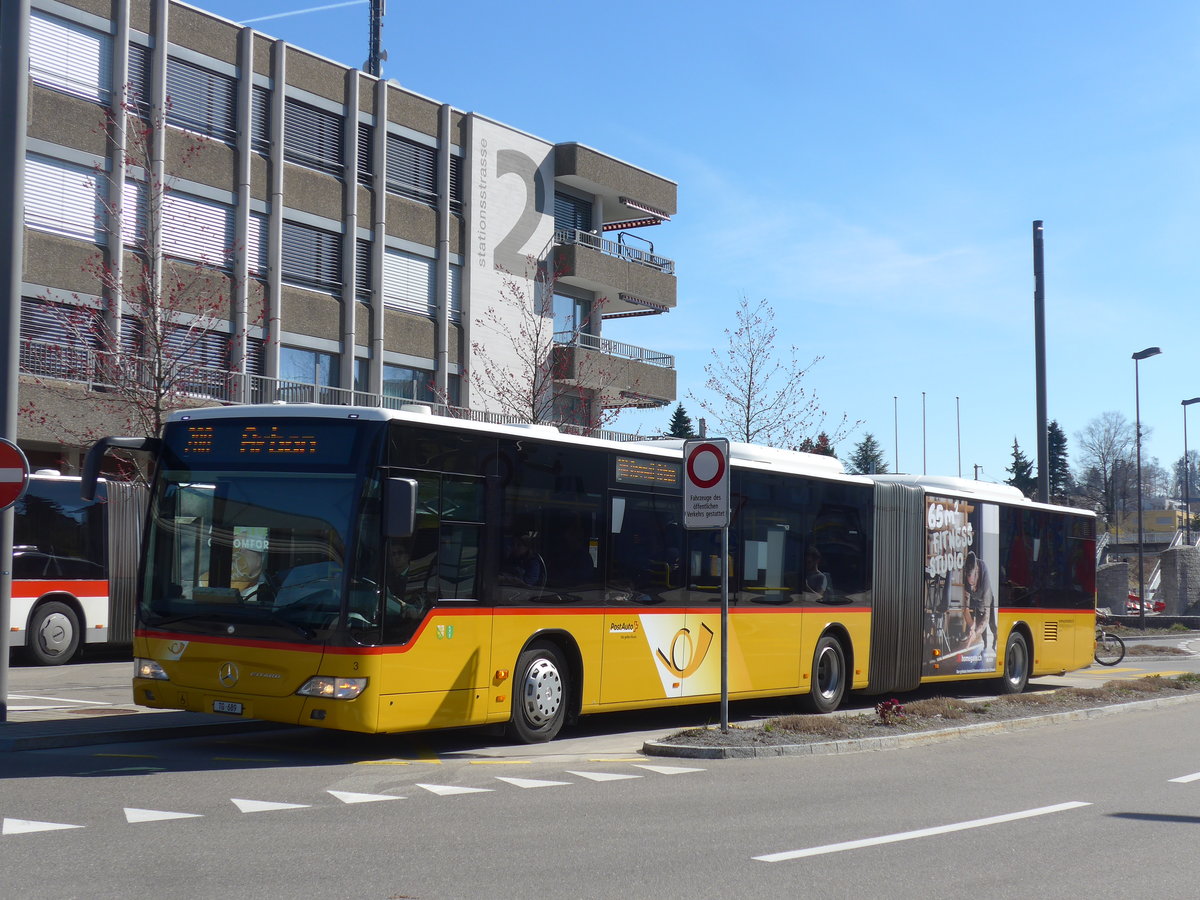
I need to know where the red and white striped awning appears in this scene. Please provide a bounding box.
[619,196,671,221]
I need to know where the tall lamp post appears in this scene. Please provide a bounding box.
[1183,397,1200,546]
[1133,347,1162,630]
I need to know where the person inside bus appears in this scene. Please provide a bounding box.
[500,533,546,589]
[802,547,831,598]
[379,538,434,643]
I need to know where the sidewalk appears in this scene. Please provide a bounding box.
[0,704,285,752]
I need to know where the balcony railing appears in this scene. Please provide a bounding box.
[554,226,675,275]
[553,331,674,368]
[20,339,652,442]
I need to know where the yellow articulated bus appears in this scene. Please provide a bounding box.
[82,404,1096,742]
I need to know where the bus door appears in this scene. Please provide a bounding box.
[601,492,704,703]
[374,472,490,730]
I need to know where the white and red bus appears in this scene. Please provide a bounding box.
[10,472,146,665]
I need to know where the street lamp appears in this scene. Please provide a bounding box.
[1183,397,1200,546]
[1133,347,1162,630]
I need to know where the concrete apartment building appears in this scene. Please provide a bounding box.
[16,0,678,471]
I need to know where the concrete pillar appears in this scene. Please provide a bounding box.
[1097,561,1129,615]
[1158,547,1200,615]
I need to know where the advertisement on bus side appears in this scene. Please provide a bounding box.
[924,495,999,676]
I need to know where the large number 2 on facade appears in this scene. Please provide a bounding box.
[494,148,547,275]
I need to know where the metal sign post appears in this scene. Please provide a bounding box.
[683,439,730,730]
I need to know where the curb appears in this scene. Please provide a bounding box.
[642,691,1200,759]
[0,714,291,753]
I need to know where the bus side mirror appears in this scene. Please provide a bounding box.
[385,478,418,538]
[81,436,161,499]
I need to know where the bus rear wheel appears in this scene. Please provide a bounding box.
[802,635,846,714]
[999,630,1029,694]
[507,643,568,743]
[27,600,81,666]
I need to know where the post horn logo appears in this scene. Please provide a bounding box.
[218,662,239,688]
[656,622,715,679]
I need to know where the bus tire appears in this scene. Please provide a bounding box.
[507,642,568,743]
[27,600,81,666]
[802,635,847,714]
[999,630,1029,694]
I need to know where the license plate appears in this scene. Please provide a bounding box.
[213,700,243,715]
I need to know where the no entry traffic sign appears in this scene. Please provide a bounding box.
[0,438,30,511]
[682,439,730,529]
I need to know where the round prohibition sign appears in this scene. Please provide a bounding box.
[686,442,727,489]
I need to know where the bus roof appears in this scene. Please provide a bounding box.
[164,404,868,482]
[871,473,1095,516]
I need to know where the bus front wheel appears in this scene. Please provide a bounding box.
[802,635,846,714]
[999,631,1029,694]
[507,643,568,743]
[27,600,81,666]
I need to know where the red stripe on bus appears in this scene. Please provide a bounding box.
[12,580,107,599]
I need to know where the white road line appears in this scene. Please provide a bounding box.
[3,818,84,835]
[566,771,643,782]
[230,798,311,813]
[327,790,402,804]
[754,801,1092,862]
[632,764,705,775]
[495,776,571,789]
[124,808,203,823]
[8,694,111,706]
[1169,772,1200,783]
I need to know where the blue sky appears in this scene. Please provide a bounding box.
[198,0,1200,487]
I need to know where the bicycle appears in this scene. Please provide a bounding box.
[1094,616,1126,666]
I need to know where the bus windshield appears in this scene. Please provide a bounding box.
[142,469,366,641]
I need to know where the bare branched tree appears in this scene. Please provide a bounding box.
[1074,411,1137,521]
[21,98,263,476]
[690,296,855,449]
[464,258,643,433]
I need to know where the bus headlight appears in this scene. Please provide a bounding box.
[135,658,169,681]
[296,676,367,700]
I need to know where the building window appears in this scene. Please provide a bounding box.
[161,192,233,265]
[281,221,342,292]
[251,86,271,153]
[284,99,344,175]
[128,43,151,115]
[355,239,373,299]
[386,135,437,204]
[20,298,99,379]
[382,248,434,316]
[553,293,592,339]
[29,12,111,104]
[165,57,237,142]
[554,192,593,234]
[383,363,435,404]
[357,122,373,185]
[449,154,463,210]
[25,154,104,243]
[281,346,338,387]
[449,263,462,323]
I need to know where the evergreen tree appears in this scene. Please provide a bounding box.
[797,432,837,457]
[1047,420,1073,501]
[847,432,889,474]
[1006,437,1036,498]
[665,403,695,438]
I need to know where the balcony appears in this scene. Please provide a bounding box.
[18,338,657,440]
[553,227,676,317]
[551,331,675,409]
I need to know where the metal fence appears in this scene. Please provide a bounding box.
[554,226,675,275]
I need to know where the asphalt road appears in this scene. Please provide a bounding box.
[3,683,1200,898]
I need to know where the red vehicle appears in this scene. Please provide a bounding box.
[1126,593,1166,614]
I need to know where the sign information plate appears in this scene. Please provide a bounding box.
[682,439,730,529]
[0,438,30,512]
